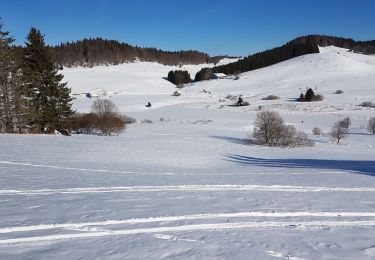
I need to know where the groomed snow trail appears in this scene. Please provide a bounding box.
[1,220,375,245]
[1,184,375,196]
[1,211,375,234]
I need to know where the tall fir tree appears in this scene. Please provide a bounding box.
[21,28,74,133]
[0,18,22,133]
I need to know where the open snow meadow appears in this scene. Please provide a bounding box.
[1,47,375,259]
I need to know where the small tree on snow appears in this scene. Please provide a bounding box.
[367,117,375,135]
[338,117,351,130]
[330,122,347,144]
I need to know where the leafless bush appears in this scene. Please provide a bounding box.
[338,117,351,130]
[312,127,322,135]
[294,131,314,146]
[74,113,98,134]
[334,90,344,94]
[123,115,136,124]
[359,101,375,108]
[367,117,375,135]
[262,95,280,100]
[252,111,312,147]
[141,119,153,124]
[329,122,348,144]
[91,99,126,135]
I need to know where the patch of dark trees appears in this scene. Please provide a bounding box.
[195,35,375,81]
[202,40,320,77]
[48,38,228,67]
[167,70,192,86]
[294,35,375,54]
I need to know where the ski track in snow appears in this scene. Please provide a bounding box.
[1,211,375,234]
[1,220,375,246]
[0,161,342,176]
[1,184,375,196]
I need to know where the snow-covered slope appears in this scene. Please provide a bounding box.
[1,48,375,259]
[63,47,375,115]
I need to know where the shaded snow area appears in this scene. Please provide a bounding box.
[1,48,375,259]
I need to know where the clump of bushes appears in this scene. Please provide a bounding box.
[338,117,351,130]
[194,68,214,81]
[297,88,324,102]
[359,101,375,108]
[312,127,322,136]
[74,99,128,135]
[367,117,375,135]
[329,121,348,144]
[334,90,344,94]
[141,119,153,124]
[233,96,249,106]
[252,111,313,147]
[262,95,280,100]
[172,90,181,96]
[167,70,191,86]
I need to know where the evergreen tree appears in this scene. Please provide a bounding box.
[304,88,315,102]
[21,28,73,133]
[0,18,21,133]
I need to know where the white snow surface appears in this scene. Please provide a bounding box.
[1,48,375,259]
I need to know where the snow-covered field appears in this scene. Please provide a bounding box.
[1,47,375,259]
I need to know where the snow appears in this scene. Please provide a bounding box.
[1,49,375,259]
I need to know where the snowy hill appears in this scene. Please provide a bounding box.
[1,48,375,259]
[63,46,375,115]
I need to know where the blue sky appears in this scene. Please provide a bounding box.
[1,0,375,56]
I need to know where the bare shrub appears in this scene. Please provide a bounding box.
[312,127,322,136]
[294,131,314,146]
[91,99,126,135]
[252,111,312,147]
[123,115,136,124]
[262,95,280,100]
[141,119,153,124]
[367,117,375,135]
[338,117,351,130]
[359,101,375,108]
[253,111,284,146]
[74,113,98,134]
[334,90,344,94]
[329,122,348,144]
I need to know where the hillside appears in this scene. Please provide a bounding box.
[64,46,375,115]
[50,38,231,67]
[2,46,375,259]
[205,35,375,77]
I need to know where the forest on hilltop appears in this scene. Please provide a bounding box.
[49,38,228,67]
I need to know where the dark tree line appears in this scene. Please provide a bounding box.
[207,40,320,77]
[49,38,225,67]
[294,35,375,54]
[195,35,375,80]
[0,18,74,134]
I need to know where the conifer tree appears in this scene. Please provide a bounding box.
[21,28,73,133]
[0,18,21,133]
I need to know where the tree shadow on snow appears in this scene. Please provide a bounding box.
[210,135,254,145]
[225,154,375,177]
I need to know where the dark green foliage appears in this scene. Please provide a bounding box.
[297,88,323,102]
[294,35,375,55]
[304,88,315,101]
[0,18,23,133]
[50,38,225,67]
[21,28,74,133]
[194,68,213,81]
[167,70,191,86]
